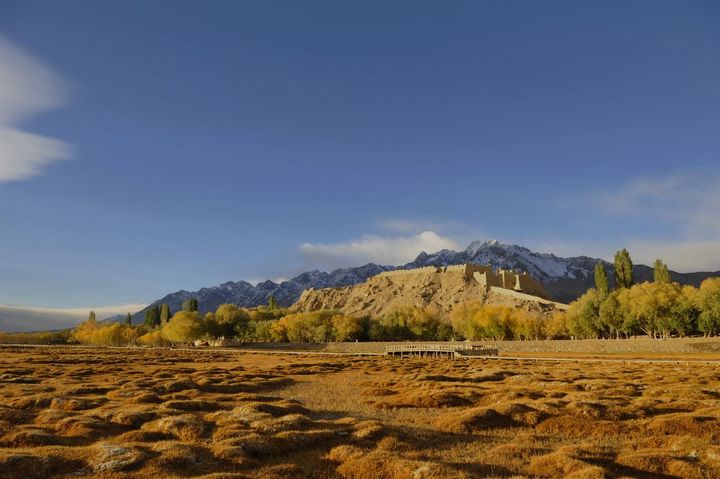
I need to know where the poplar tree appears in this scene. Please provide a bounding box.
[182,298,199,313]
[268,294,278,310]
[160,304,171,324]
[653,259,670,283]
[614,249,634,289]
[144,305,161,328]
[88,310,97,323]
[125,313,132,326]
[594,262,609,297]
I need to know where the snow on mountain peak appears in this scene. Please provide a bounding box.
[411,239,596,282]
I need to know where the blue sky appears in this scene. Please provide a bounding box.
[1,1,719,315]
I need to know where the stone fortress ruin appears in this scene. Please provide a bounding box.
[376,263,548,299]
[293,261,565,318]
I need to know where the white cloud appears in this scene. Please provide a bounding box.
[299,231,460,269]
[592,169,720,272]
[595,169,720,236]
[376,218,486,250]
[0,36,70,182]
[0,303,147,333]
[0,128,71,181]
[627,239,720,273]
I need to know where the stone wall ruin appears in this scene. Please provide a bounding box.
[376,263,548,298]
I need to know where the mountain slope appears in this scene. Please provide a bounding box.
[130,240,719,321]
[292,265,567,319]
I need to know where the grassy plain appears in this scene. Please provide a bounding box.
[1,346,719,478]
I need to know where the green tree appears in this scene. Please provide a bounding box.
[698,278,720,336]
[401,306,444,340]
[599,291,624,338]
[270,311,336,342]
[616,287,639,336]
[566,289,601,338]
[614,248,634,289]
[620,282,684,338]
[331,314,366,342]
[240,320,275,342]
[653,259,670,283]
[160,304,172,324]
[144,305,161,329]
[371,307,417,340]
[206,304,249,338]
[594,262,609,297]
[161,311,205,343]
[672,285,700,337]
[182,298,199,312]
[268,294,278,310]
[125,313,132,326]
[642,282,683,338]
[88,310,97,323]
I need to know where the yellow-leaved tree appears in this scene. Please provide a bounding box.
[137,330,170,347]
[698,278,720,336]
[331,314,365,342]
[72,320,141,346]
[205,304,250,338]
[450,301,485,340]
[545,311,569,339]
[161,311,205,343]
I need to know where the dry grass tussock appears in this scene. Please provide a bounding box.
[1,346,720,478]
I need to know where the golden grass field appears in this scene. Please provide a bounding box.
[1,346,719,478]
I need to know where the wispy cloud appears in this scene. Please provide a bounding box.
[0,303,147,333]
[595,169,720,237]
[299,231,460,269]
[0,36,70,182]
[592,169,720,272]
[376,218,485,248]
[626,239,720,273]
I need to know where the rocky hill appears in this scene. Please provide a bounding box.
[129,240,719,322]
[292,265,568,319]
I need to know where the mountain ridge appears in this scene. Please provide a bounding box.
[129,240,719,321]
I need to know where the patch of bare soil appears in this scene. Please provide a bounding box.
[1,346,720,478]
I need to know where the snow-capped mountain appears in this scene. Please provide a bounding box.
[129,240,717,321]
[406,240,601,283]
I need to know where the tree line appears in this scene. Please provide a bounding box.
[566,250,720,338]
[65,300,571,345]
[66,250,720,346]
